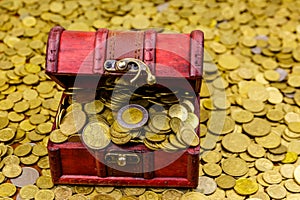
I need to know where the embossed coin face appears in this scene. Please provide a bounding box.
[82,122,111,150]
[117,104,148,129]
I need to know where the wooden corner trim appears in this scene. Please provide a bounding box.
[46,26,65,73]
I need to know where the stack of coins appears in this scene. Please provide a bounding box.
[50,80,200,152]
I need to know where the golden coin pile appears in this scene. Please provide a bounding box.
[1,0,300,199]
[51,82,200,152]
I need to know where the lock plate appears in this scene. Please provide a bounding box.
[105,152,140,167]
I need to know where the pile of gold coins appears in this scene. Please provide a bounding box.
[51,81,200,152]
[1,0,300,199]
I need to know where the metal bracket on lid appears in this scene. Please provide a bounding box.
[104,58,156,85]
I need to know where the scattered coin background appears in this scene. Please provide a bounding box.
[0,0,300,199]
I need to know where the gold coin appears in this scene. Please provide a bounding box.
[247,142,265,158]
[32,144,48,157]
[221,132,251,153]
[121,107,144,124]
[35,189,55,200]
[181,191,208,200]
[203,163,222,177]
[255,158,274,172]
[184,112,199,129]
[36,175,54,189]
[282,152,298,163]
[0,127,15,142]
[82,122,110,150]
[123,187,145,196]
[262,170,282,184]
[139,191,159,200]
[284,179,300,193]
[145,132,166,143]
[255,132,281,149]
[68,194,88,200]
[20,184,39,199]
[50,129,68,143]
[151,114,171,131]
[243,118,271,137]
[218,54,240,70]
[168,104,188,121]
[74,186,94,195]
[215,175,236,189]
[91,194,115,200]
[221,157,249,177]
[111,134,132,145]
[2,164,22,178]
[231,109,253,123]
[0,183,16,197]
[161,189,183,200]
[202,151,222,163]
[84,100,104,114]
[60,109,86,135]
[169,117,184,134]
[179,127,199,147]
[54,186,73,200]
[266,185,287,199]
[293,165,300,185]
[234,178,258,195]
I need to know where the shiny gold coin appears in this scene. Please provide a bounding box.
[221,157,249,177]
[266,185,287,199]
[145,132,166,142]
[91,194,115,200]
[82,122,110,150]
[60,109,86,135]
[255,158,274,172]
[215,175,236,189]
[293,165,300,185]
[184,112,199,129]
[262,170,282,184]
[0,127,15,142]
[36,175,54,189]
[74,186,94,195]
[35,189,55,200]
[2,164,22,178]
[218,54,240,70]
[282,151,298,163]
[19,184,39,199]
[169,117,184,134]
[168,104,188,121]
[54,186,73,200]
[179,127,199,147]
[181,191,208,200]
[139,191,159,200]
[121,107,144,124]
[221,132,251,153]
[234,178,258,195]
[84,100,104,114]
[50,129,68,143]
[0,183,16,197]
[111,134,132,145]
[151,114,171,131]
[203,163,222,177]
[123,187,145,196]
[68,194,88,200]
[243,118,271,137]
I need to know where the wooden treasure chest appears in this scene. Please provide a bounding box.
[46,26,204,188]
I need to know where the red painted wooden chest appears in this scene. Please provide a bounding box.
[46,26,203,188]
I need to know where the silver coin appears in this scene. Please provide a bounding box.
[196,176,217,195]
[117,104,148,129]
[10,167,39,187]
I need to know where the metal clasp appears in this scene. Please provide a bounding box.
[105,152,140,167]
[104,58,156,85]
